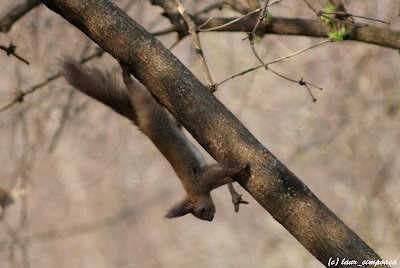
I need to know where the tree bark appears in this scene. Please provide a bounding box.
[39,0,386,266]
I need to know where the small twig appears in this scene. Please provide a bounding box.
[0,43,30,65]
[267,67,322,102]
[198,18,213,29]
[153,0,279,36]
[322,12,390,25]
[249,0,270,39]
[319,13,368,27]
[199,1,284,32]
[0,48,104,112]
[199,7,261,32]
[217,39,333,87]
[174,0,214,89]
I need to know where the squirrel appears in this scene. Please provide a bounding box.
[60,57,248,221]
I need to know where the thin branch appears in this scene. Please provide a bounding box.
[199,7,261,32]
[198,17,213,29]
[174,0,214,88]
[216,39,334,86]
[199,0,283,32]
[0,43,30,65]
[323,12,390,25]
[248,0,270,38]
[320,13,368,27]
[327,0,353,23]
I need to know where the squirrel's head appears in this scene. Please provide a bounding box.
[164,194,215,221]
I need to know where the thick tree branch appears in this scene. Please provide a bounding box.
[38,0,386,266]
[151,0,399,50]
[189,16,400,50]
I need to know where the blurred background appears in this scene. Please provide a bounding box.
[0,0,399,267]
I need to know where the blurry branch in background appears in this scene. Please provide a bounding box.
[0,43,30,65]
[0,48,104,113]
[0,206,138,251]
[0,0,41,33]
[47,39,98,153]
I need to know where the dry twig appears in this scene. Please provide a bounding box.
[0,43,29,65]
[174,0,214,88]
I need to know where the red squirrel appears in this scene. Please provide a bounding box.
[60,57,248,221]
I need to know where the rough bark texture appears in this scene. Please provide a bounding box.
[39,0,385,266]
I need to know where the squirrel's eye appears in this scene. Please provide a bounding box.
[200,207,205,213]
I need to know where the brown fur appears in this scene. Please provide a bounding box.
[60,58,247,221]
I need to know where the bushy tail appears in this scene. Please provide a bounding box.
[60,57,137,123]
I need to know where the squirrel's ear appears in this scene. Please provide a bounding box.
[164,200,193,219]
